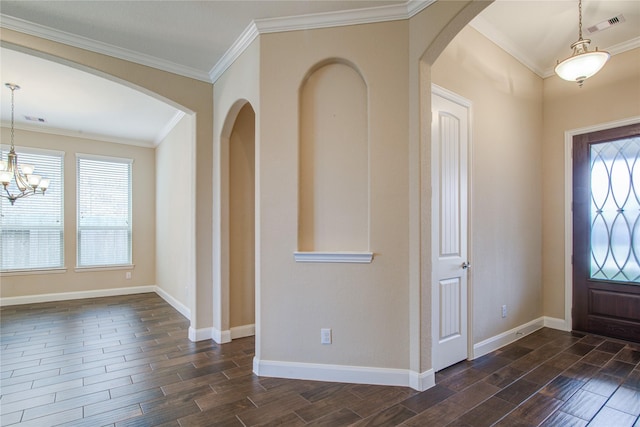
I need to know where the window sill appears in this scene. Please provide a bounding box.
[293,252,373,264]
[0,268,68,277]
[75,265,135,273]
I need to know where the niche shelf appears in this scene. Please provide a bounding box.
[293,251,374,264]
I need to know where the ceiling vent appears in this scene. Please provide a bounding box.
[586,14,625,34]
[24,116,46,123]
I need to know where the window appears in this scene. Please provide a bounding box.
[0,148,64,271]
[590,136,640,282]
[77,155,132,267]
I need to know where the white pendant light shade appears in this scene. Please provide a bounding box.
[554,0,610,87]
[555,39,610,85]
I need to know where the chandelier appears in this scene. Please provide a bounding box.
[554,0,610,87]
[1,83,50,205]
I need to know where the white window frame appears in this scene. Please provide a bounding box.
[76,153,133,269]
[0,146,65,273]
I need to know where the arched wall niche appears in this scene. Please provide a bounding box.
[298,58,370,252]
[217,99,256,342]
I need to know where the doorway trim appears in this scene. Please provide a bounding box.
[213,99,257,344]
[563,116,640,332]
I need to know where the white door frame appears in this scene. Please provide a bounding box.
[431,84,474,369]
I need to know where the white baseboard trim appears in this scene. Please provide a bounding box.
[253,358,435,391]
[0,285,156,306]
[189,325,252,343]
[409,369,435,391]
[544,316,570,331]
[230,324,255,339]
[472,317,545,359]
[212,327,232,344]
[154,286,191,320]
[188,326,214,342]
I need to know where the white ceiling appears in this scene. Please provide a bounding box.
[0,0,638,147]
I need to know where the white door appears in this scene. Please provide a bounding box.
[431,85,470,372]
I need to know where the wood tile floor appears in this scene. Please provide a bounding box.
[1,293,639,426]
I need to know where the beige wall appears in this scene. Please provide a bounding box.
[258,20,410,368]
[156,114,195,310]
[542,48,640,319]
[212,0,481,377]
[432,25,544,343]
[0,129,155,297]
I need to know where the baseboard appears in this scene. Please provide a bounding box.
[472,317,544,359]
[253,358,435,391]
[409,369,435,391]
[0,285,156,306]
[544,316,570,331]
[212,327,232,344]
[154,286,191,320]
[188,326,210,342]
[230,324,255,339]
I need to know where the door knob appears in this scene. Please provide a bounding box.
[461,262,471,269]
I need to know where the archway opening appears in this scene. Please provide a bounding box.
[227,103,256,340]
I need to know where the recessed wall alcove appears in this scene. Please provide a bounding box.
[298,60,370,259]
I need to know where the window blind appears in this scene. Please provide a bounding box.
[0,147,64,271]
[77,155,132,267]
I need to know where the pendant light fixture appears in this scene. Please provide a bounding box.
[1,83,50,205]
[555,0,610,87]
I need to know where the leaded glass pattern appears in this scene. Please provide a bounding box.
[590,136,640,282]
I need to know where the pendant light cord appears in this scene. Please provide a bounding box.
[10,85,15,151]
[578,0,583,40]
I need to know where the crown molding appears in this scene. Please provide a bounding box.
[2,1,436,85]
[406,0,437,18]
[208,22,260,83]
[209,0,435,83]
[254,1,435,35]
[154,111,187,147]
[1,121,156,148]
[0,14,211,83]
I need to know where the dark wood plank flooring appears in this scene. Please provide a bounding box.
[1,293,639,426]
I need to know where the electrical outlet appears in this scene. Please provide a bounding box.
[125,271,132,280]
[321,328,332,345]
[501,305,507,318]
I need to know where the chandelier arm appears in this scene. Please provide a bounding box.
[14,167,31,191]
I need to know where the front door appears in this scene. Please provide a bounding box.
[431,85,470,371]
[573,122,640,342]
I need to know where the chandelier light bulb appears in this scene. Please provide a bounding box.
[20,164,34,175]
